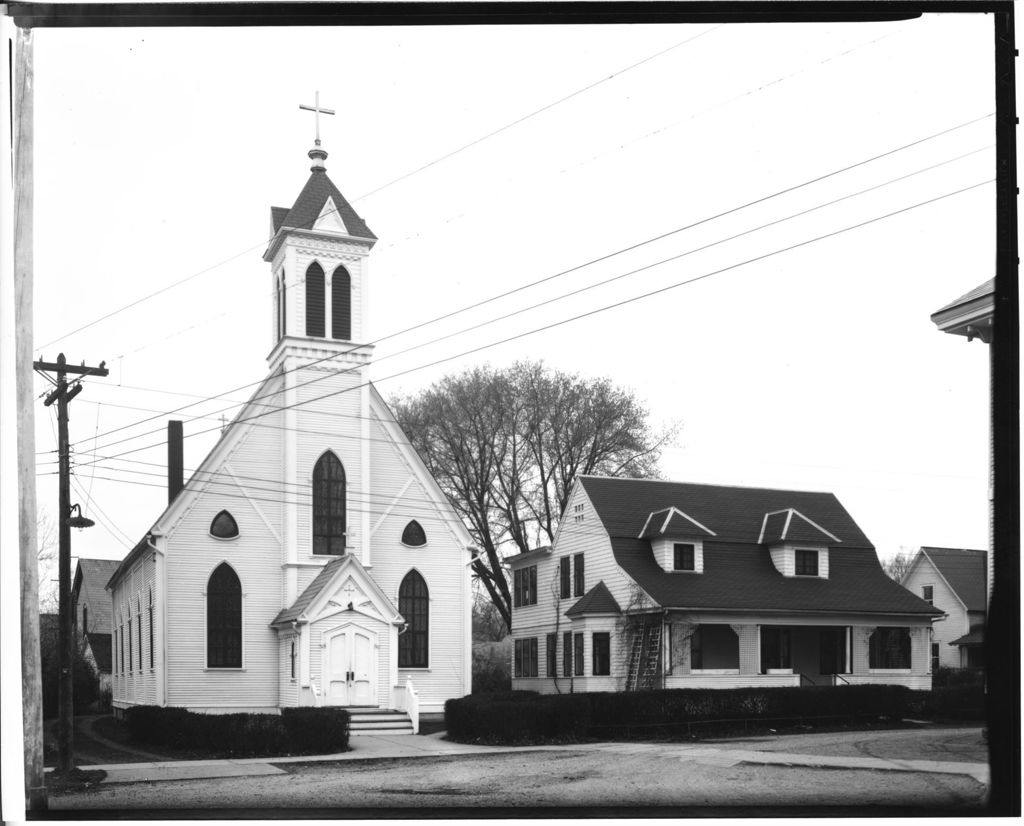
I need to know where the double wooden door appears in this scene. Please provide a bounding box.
[325,624,378,706]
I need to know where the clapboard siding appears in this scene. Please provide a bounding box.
[901,559,968,670]
[111,552,158,707]
[165,418,283,709]
[367,413,470,709]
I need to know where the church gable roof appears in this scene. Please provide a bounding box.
[274,169,376,242]
[271,554,401,628]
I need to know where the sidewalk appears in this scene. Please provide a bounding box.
[75,731,989,786]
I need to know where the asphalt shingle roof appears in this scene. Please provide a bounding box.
[920,547,988,612]
[74,559,122,634]
[271,556,347,626]
[87,633,113,673]
[639,507,715,539]
[272,169,376,242]
[759,509,839,545]
[931,279,994,317]
[566,581,621,617]
[579,476,939,617]
[948,628,984,647]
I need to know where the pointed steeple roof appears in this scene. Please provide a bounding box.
[271,167,376,241]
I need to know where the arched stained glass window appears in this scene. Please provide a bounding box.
[331,266,351,340]
[210,510,239,539]
[207,563,242,668]
[398,570,429,668]
[305,262,326,337]
[401,520,427,547]
[313,452,346,555]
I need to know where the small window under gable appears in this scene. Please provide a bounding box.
[210,510,239,539]
[760,508,838,579]
[401,520,427,547]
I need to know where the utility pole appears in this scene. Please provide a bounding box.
[34,354,107,774]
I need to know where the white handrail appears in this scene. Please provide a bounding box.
[405,677,420,734]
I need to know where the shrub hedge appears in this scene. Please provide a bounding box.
[909,684,986,721]
[446,685,913,744]
[124,706,349,757]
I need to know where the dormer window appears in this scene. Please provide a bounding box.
[673,543,695,571]
[795,549,819,576]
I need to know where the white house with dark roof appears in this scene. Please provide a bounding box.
[72,558,122,694]
[509,476,941,693]
[106,134,474,726]
[901,547,987,670]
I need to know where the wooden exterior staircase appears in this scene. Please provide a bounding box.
[625,620,663,691]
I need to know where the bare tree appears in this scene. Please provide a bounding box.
[36,510,58,613]
[882,548,917,583]
[472,591,508,642]
[392,361,678,628]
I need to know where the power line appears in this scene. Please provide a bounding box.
[69,177,992,473]
[58,115,994,457]
[36,30,721,355]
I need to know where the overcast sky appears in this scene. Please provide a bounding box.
[28,14,995,587]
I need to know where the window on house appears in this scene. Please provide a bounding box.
[673,543,695,571]
[210,510,239,539]
[546,633,557,677]
[868,627,911,669]
[922,585,934,605]
[127,612,133,672]
[290,640,297,679]
[514,638,538,678]
[401,520,427,547]
[137,596,143,672]
[592,632,610,676]
[331,265,351,340]
[207,563,242,668]
[313,452,346,555]
[573,553,585,597]
[930,642,939,674]
[305,262,325,337]
[563,631,572,677]
[398,570,429,668]
[573,633,584,676]
[559,557,571,599]
[760,626,792,672]
[795,549,819,576]
[148,590,154,669]
[513,566,537,608]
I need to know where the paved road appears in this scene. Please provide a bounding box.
[52,727,988,815]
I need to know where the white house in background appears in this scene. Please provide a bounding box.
[901,547,987,671]
[509,476,941,694]
[72,558,122,696]
[107,136,474,723]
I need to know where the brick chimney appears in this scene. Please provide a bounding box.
[168,420,184,503]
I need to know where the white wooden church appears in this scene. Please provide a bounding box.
[107,118,474,724]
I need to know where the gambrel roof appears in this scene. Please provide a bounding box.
[914,547,987,613]
[578,476,939,617]
[566,581,621,617]
[73,558,122,634]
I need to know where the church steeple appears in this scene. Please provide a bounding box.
[263,94,376,370]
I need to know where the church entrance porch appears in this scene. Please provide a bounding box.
[324,622,379,707]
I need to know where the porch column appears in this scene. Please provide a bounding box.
[851,626,874,675]
[733,624,759,675]
[909,626,929,673]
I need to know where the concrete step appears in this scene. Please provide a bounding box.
[347,709,415,736]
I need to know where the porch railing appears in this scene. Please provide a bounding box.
[798,672,818,687]
[394,677,420,733]
[832,673,851,686]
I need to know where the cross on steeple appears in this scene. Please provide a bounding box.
[299,91,335,146]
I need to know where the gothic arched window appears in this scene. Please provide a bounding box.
[210,510,239,539]
[83,605,89,636]
[207,563,242,668]
[401,520,427,547]
[313,452,346,555]
[305,262,325,337]
[331,265,352,340]
[398,570,429,668]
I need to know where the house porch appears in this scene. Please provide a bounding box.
[661,617,933,690]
